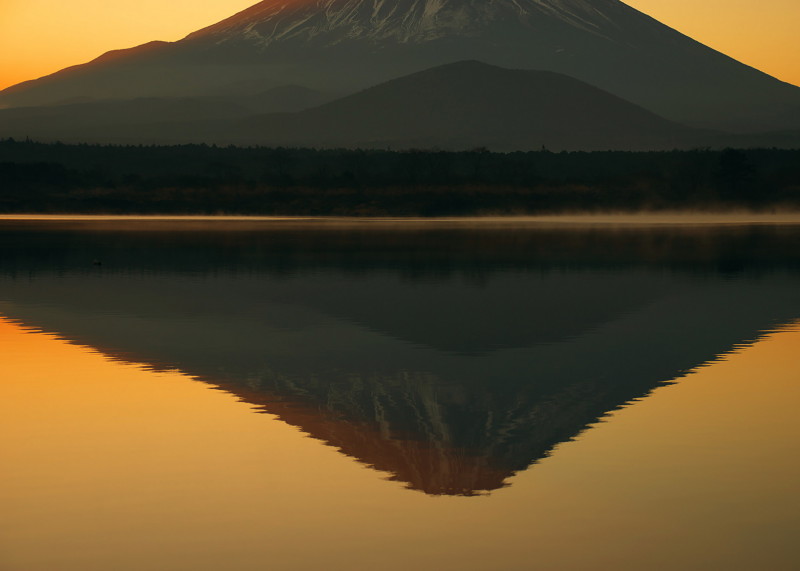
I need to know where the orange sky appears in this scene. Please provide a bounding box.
[0,0,798,91]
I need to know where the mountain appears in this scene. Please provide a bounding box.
[1,0,799,133]
[225,61,705,150]
[0,61,707,150]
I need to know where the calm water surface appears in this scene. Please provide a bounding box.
[1,218,799,570]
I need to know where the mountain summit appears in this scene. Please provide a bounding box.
[1,0,799,132]
[187,0,618,45]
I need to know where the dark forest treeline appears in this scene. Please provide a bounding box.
[0,139,798,215]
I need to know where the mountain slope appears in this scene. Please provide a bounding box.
[0,0,798,132]
[0,61,706,150]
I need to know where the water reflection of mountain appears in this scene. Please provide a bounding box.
[1,222,799,495]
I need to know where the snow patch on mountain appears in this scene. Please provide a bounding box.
[188,0,616,47]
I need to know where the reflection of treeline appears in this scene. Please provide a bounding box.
[4,222,800,277]
[1,139,798,214]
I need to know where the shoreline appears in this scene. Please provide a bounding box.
[4,212,800,227]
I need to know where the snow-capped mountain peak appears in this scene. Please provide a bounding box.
[187,0,615,47]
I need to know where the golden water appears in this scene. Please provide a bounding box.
[1,316,798,571]
[1,219,799,570]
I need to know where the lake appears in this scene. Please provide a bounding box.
[1,216,799,570]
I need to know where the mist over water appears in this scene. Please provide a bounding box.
[1,218,799,570]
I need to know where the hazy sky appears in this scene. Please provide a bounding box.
[1,0,798,90]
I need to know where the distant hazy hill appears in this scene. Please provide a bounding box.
[1,0,798,133]
[0,61,709,151]
[222,61,705,150]
[0,84,333,142]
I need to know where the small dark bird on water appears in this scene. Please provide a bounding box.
[92,259,102,266]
